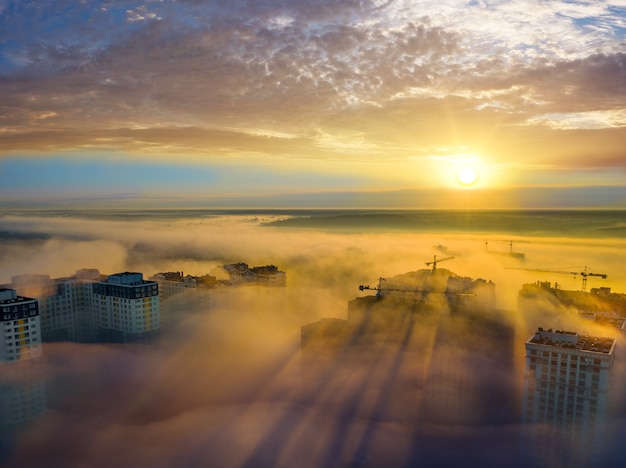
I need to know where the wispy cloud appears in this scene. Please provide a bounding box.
[0,1,624,202]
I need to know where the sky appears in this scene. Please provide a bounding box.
[0,0,625,208]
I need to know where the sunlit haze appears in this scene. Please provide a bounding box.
[1,211,626,467]
[1,2,626,467]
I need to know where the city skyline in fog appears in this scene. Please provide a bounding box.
[1,1,625,208]
[1,210,626,467]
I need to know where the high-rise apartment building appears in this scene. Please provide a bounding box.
[522,327,616,467]
[0,289,42,362]
[92,272,160,343]
[4,269,161,344]
[9,269,101,343]
[0,289,46,431]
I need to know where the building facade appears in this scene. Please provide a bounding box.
[522,327,616,467]
[5,270,161,345]
[9,269,101,343]
[92,272,160,343]
[220,263,286,287]
[0,289,42,362]
[0,288,46,430]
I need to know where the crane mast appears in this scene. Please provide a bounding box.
[425,255,455,272]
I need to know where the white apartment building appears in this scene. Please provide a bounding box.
[5,269,161,344]
[0,289,46,430]
[10,269,100,343]
[92,272,160,343]
[522,327,615,467]
[0,289,42,362]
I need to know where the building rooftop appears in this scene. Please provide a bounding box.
[152,271,185,282]
[528,327,615,355]
[0,288,36,304]
[105,272,155,286]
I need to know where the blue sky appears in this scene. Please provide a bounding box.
[1,1,625,208]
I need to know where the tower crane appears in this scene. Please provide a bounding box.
[506,266,607,292]
[485,240,525,259]
[358,277,475,298]
[359,278,435,297]
[360,255,456,296]
[359,277,387,297]
[425,255,454,272]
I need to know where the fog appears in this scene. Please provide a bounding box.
[1,210,625,467]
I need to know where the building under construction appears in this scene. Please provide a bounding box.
[518,281,626,331]
[300,265,515,427]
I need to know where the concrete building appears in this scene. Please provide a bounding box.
[151,266,286,331]
[0,289,42,362]
[519,281,626,321]
[149,271,217,301]
[220,263,286,287]
[5,269,161,344]
[301,268,515,427]
[148,271,225,331]
[0,289,46,431]
[521,327,616,467]
[92,272,160,343]
[9,269,101,343]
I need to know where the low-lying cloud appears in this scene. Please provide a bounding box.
[1,211,625,467]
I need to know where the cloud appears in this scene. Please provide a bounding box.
[1,212,626,466]
[0,1,625,197]
[126,5,162,23]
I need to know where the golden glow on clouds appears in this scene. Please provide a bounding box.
[0,1,625,207]
[524,110,626,130]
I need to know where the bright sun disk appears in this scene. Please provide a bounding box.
[456,167,479,186]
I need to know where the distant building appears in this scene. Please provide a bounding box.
[9,269,101,343]
[221,263,286,287]
[92,272,160,343]
[521,327,616,467]
[519,281,626,319]
[0,289,42,362]
[589,286,626,316]
[351,269,496,325]
[0,289,46,430]
[4,269,161,345]
[149,271,217,301]
[301,268,514,426]
[579,310,626,330]
[148,271,220,330]
[151,265,286,331]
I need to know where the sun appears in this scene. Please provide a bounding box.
[456,167,479,187]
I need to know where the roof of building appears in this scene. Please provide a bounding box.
[0,288,37,304]
[105,272,156,286]
[528,327,615,355]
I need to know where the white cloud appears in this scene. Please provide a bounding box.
[126,5,162,23]
[524,110,626,130]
